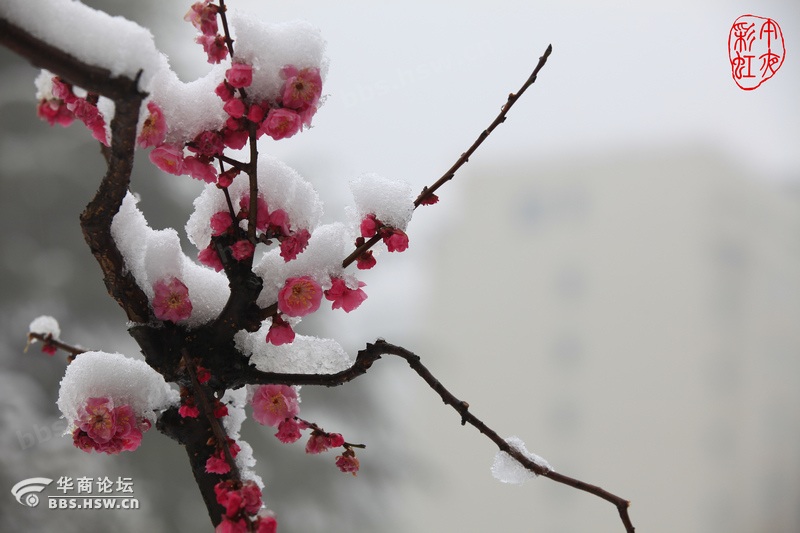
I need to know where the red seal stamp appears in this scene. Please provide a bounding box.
[728,15,785,90]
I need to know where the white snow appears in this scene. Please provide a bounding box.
[57,351,179,429]
[112,192,230,327]
[227,12,328,103]
[491,436,552,484]
[186,155,324,252]
[236,328,352,375]
[219,387,264,489]
[254,223,350,308]
[348,173,415,230]
[1,0,168,86]
[28,315,60,340]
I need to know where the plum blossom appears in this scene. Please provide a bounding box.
[150,144,185,175]
[231,240,254,261]
[275,418,303,443]
[137,101,167,148]
[199,245,224,271]
[325,277,367,312]
[185,1,219,36]
[251,384,299,427]
[226,63,253,89]
[223,98,246,119]
[210,211,233,236]
[152,277,193,322]
[197,34,229,64]
[383,228,409,252]
[279,228,310,262]
[278,276,322,317]
[184,156,218,183]
[281,66,322,111]
[356,250,376,270]
[305,431,343,454]
[265,315,295,345]
[37,99,74,127]
[190,130,224,158]
[72,397,149,454]
[205,451,231,474]
[360,214,379,238]
[335,449,360,475]
[259,108,302,140]
[255,515,278,533]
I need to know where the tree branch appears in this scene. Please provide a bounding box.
[341,44,553,269]
[236,339,635,532]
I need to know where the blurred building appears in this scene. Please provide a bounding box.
[402,147,800,533]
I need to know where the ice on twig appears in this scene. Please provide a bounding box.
[491,436,552,484]
[347,173,415,231]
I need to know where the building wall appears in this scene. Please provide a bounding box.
[400,147,800,533]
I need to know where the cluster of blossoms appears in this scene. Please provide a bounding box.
[353,213,410,270]
[214,480,277,533]
[36,76,108,145]
[266,275,367,345]
[71,397,151,454]
[185,1,228,64]
[143,61,322,186]
[251,384,360,475]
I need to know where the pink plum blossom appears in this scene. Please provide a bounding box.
[223,98,246,119]
[335,451,360,475]
[279,228,310,262]
[222,126,248,149]
[196,34,229,64]
[70,98,108,146]
[190,130,224,158]
[226,63,253,88]
[37,99,74,127]
[265,315,295,346]
[185,1,219,36]
[251,384,299,427]
[199,245,224,271]
[215,517,247,533]
[325,277,367,312]
[184,156,218,183]
[255,515,278,533]
[210,211,233,236]
[277,276,322,317]
[275,418,303,443]
[205,454,231,474]
[239,195,270,231]
[383,228,409,252]
[137,101,167,148]
[356,250,377,270]
[215,81,235,102]
[79,397,115,443]
[247,102,267,123]
[51,77,76,104]
[150,144,185,175]
[72,398,149,454]
[305,432,331,454]
[231,240,254,261]
[179,402,200,418]
[281,66,322,110]
[259,108,302,140]
[152,277,193,322]
[218,168,239,188]
[360,214,379,238]
[268,209,291,236]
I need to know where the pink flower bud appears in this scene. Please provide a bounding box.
[226,63,253,89]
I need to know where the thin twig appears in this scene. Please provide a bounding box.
[341,44,553,269]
